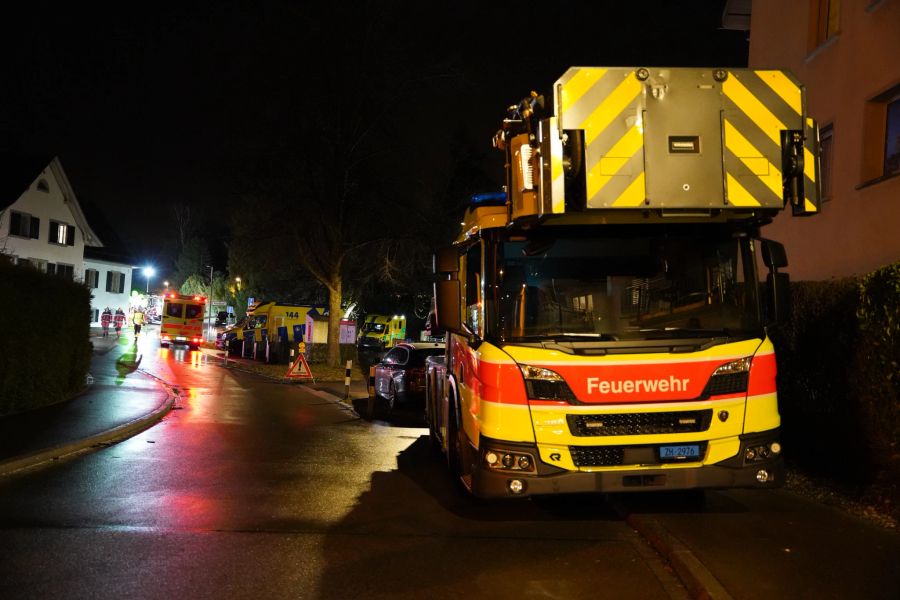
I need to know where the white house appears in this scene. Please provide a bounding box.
[83,247,135,325]
[1,155,134,326]
[0,156,100,278]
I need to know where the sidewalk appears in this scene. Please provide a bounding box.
[0,332,175,476]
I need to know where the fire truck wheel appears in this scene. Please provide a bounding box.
[447,395,471,488]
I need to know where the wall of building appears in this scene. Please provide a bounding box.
[84,257,134,325]
[749,0,900,280]
[0,168,86,278]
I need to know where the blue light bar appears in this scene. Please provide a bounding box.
[470,192,507,206]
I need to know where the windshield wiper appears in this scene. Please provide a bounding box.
[639,327,733,339]
[516,332,619,342]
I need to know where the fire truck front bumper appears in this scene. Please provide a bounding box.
[470,432,785,499]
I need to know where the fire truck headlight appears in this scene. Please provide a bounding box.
[519,364,578,402]
[483,448,536,473]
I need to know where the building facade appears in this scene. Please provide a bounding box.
[0,157,101,279]
[83,249,135,325]
[748,0,900,280]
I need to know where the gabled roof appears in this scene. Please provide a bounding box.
[0,153,103,248]
[0,152,53,211]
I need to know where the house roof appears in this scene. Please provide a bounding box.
[0,153,53,211]
[0,153,103,248]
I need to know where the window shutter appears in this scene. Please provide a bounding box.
[106,271,113,292]
[66,226,75,246]
[50,222,59,243]
[10,212,21,235]
[118,275,125,294]
[30,217,40,239]
[47,263,56,276]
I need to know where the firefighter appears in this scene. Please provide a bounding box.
[100,307,112,338]
[132,307,146,338]
[113,308,126,338]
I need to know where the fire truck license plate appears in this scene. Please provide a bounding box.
[659,445,700,460]
[176,336,187,341]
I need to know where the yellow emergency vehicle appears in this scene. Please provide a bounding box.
[222,301,315,358]
[160,293,206,350]
[427,67,820,498]
[356,314,407,351]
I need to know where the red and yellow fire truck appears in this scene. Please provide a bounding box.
[426,67,820,498]
[160,292,206,350]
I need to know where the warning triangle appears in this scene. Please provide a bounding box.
[285,353,314,380]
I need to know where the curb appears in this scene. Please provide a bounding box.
[0,379,178,478]
[608,497,733,600]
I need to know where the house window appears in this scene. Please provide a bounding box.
[85,268,100,289]
[106,271,126,294]
[820,124,834,201]
[91,308,99,323]
[885,94,900,177]
[810,0,841,50]
[37,179,50,193]
[49,221,76,246]
[48,263,74,280]
[861,83,900,184]
[9,211,40,239]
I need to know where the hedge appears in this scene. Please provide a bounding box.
[771,261,900,488]
[0,262,93,416]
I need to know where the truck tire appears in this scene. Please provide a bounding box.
[447,394,473,493]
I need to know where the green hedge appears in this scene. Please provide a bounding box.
[771,261,900,487]
[0,262,93,416]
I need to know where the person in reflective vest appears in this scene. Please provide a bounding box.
[113,308,126,338]
[132,308,146,338]
[100,307,112,338]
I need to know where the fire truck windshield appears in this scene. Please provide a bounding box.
[488,226,763,344]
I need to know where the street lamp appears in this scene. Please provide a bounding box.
[142,266,156,294]
[235,276,241,290]
[163,280,169,293]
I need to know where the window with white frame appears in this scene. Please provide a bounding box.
[106,271,126,293]
[48,263,74,280]
[85,268,100,288]
[9,211,40,239]
[49,221,76,246]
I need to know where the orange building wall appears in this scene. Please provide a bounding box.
[749,0,900,280]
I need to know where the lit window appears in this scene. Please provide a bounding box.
[50,221,76,246]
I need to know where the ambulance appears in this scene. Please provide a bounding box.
[160,293,206,350]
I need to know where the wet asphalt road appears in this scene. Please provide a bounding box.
[0,331,688,600]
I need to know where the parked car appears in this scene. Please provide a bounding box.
[373,341,445,412]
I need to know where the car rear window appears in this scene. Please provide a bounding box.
[185,304,203,319]
[408,349,444,367]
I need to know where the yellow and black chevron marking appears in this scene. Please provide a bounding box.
[557,68,645,208]
[553,67,818,212]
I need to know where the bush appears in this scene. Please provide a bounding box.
[0,262,92,416]
[771,261,900,490]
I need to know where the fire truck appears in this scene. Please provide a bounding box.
[160,292,206,350]
[426,67,820,498]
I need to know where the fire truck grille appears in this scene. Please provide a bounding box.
[569,446,625,467]
[567,410,713,437]
[569,442,709,467]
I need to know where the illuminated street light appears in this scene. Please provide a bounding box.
[142,266,156,294]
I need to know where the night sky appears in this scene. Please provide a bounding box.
[2,1,748,273]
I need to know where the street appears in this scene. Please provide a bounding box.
[0,330,689,600]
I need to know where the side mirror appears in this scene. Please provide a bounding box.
[760,239,788,269]
[434,280,461,333]
[760,239,790,323]
[434,246,459,274]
